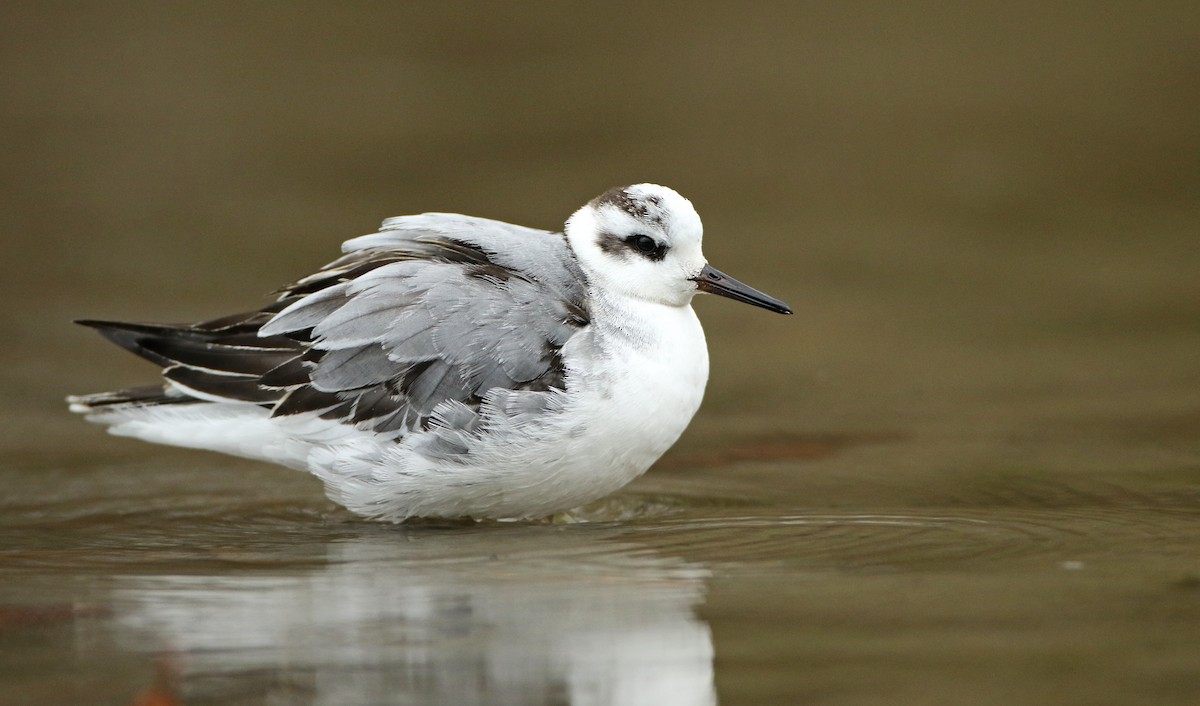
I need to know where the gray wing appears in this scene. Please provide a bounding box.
[101,214,591,440]
[259,213,591,435]
[347,213,585,304]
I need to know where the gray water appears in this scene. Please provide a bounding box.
[1,3,1198,705]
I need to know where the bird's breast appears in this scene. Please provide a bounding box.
[560,300,709,476]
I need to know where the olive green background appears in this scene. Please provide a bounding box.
[1,3,1198,705]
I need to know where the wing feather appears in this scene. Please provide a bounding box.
[79,213,591,452]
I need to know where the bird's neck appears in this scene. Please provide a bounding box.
[588,286,703,358]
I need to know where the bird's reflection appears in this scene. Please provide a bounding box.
[113,524,716,706]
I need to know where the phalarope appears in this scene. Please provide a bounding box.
[69,184,792,521]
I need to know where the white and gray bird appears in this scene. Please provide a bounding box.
[68,184,792,521]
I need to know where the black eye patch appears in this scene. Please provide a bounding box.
[623,234,668,261]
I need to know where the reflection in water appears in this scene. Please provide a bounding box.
[111,526,715,706]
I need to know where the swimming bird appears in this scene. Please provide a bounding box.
[68,184,792,521]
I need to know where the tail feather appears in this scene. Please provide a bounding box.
[74,320,180,367]
[75,317,298,368]
[66,385,197,415]
[71,315,305,411]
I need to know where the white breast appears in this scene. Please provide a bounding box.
[542,294,711,507]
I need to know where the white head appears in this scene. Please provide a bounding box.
[565,184,793,314]
[565,183,705,307]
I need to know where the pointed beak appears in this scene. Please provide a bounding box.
[690,263,793,315]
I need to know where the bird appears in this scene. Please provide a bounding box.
[68,184,792,521]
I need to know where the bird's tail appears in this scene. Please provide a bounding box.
[66,385,196,416]
[68,314,300,412]
[67,319,207,418]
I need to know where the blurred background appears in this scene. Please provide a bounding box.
[2,2,1197,466]
[1,3,1198,705]
[2,2,1198,455]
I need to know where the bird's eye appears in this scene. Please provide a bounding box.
[630,235,656,252]
[617,234,667,261]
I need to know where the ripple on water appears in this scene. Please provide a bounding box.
[3,456,1196,577]
[618,504,1200,571]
